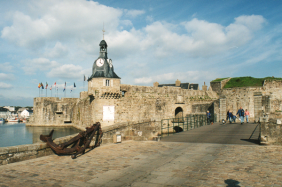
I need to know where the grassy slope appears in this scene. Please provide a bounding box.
[211,77,229,82]
[224,76,282,88]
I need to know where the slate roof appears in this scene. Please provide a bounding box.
[0,107,9,112]
[158,83,199,90]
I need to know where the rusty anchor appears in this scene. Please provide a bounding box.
[40,122,103,159]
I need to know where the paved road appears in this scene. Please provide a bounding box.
[161,122,260,145]
[0,141,281,187]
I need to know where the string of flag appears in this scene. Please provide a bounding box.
[37,75,86,97]
[37,81,77,97]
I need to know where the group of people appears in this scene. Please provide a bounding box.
[227,107,250,124]
[206,107,250,125]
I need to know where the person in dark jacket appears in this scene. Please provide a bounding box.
[207,110,211,124]
[228,111,233,123]
[236,107,245,124]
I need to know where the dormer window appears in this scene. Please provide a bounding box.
[106,79,110,86]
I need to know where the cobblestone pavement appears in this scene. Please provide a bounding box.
[0,141,281,187]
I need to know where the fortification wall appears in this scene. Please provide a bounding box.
[217,80,282,122]
[28,84,220,128]
[28,97,79,126]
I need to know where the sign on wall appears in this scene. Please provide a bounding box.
[103,106,115,121]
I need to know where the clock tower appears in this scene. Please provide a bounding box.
[88,39,121,98]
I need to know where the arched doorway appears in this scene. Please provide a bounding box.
[175,107,183,118]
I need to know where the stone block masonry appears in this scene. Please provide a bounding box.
[260,117,282,145]
[28,83,220,128]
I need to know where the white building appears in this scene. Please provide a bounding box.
[21,109,33,118]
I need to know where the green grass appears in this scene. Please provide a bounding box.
[224,76,282,88]
[211,77,229,82]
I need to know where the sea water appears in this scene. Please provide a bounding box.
[0,123,81,147]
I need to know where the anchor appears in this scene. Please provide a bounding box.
[40,122,103,159]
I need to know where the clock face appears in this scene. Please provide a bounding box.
[96,58,104,67]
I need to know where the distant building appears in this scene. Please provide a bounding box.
[3,106,15,113]
[156,79,199,90]
[21,109,33,118]
[17,107,27,117]
[0,107,11,118]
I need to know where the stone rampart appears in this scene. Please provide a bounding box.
[28,84,220,128]
[212,80,282,122]
[210,78,231,93]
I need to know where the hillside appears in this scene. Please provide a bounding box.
[222,77,282,88]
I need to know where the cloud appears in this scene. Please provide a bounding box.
[134,71,216,85]
[0,94,33,106]
[146,16,153,22]
[44,42,68,58]
[0,73,15,80]
[23,58,58,74]
[0,62,14,72]
[0,82,13,89]
[135,15,266,58]
[1,0,122,49]
[47,64,86,79]
[124,9,145,18]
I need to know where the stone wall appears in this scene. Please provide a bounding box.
[28,84,220,128]
[260,117,282,145]
[214,80,282,122]
[29,97,79,125]
[210,78,231,93]
[0,120,160,165]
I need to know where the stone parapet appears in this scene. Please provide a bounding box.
[260,117,282,145]
[0,134,78,165]
[0,120,161,165]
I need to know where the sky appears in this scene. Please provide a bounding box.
[0,0,281,106]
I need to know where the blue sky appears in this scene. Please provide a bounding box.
[0,0,281,106]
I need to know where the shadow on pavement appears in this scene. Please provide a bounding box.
[240,139,260,145]
[224,179,241,187]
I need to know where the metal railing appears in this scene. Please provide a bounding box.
[161,114,216,137]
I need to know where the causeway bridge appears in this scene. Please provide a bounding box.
[161,122,260,145]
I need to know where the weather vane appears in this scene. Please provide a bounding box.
[102,22,105,40]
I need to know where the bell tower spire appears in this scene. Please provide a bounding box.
[102,22,105,40]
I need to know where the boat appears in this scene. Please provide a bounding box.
[0,118,4,124]
[7,117,19,123]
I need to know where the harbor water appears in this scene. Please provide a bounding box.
[0,123,81,147]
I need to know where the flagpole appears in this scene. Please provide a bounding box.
[39,88,40,97]
[46,88,47,97]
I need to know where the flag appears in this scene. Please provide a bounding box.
[41,82,44,89]
[70,88,72,93]
[74,83,76,87]
[65,82,66,86]
[50,86,52,90]
[54,82,56,86]
[84,75,86,81]
[63,87,65,92]
[45,82,48,89]
[38,83,41,88]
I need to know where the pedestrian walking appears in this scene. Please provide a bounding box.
[236,107,245,124]
[228,111,233,123]
[207,110,211,124]
[233,114,237,123]
[226,109,230,121]
[245,109,250,123]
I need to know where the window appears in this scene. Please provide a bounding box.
[106,79,110,86]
